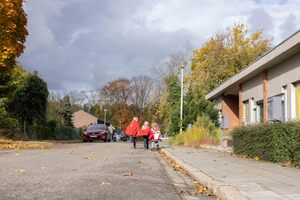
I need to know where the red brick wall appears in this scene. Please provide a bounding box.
[222,95,239,129]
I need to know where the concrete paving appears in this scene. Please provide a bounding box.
[162,146,300,200]
[0,142,181,200]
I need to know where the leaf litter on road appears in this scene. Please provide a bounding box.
[101,181,111,186]
[84,152,96,164]
[159,150,215,197]
[9,169,27,176]
[122,172,133,176]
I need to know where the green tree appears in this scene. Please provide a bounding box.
[165,75,181,135]
[189,24,271,94]
[8,71,49,136]
[183,85,219,128]
[0,63,27,99]
[60,95,73,127]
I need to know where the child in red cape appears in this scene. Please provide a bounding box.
[125,117,140,149]
[149,122,161,151]
[138,121,151,150]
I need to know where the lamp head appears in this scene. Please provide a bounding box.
[179,61,186,69]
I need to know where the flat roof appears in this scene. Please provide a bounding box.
[205,29,300,100]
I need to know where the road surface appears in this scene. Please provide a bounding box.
[0,142,214,200]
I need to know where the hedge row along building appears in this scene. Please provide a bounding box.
[206,30,300,130]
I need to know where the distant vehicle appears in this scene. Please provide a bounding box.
[83,124,109,142]
[113,129,127,142]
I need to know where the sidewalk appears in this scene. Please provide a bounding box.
[161,146,300,200]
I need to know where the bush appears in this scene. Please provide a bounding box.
[0,108,20,138]
[232,122,300,164]
[170,126,219,147]
[194,114,220,137]
[27,124,82,140]
[293,125,300,166]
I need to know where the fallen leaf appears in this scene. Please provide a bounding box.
[122,172,133,176]
[254,156,260,161]
[15,169,26,173]
[172,182,179,186]
[101,181,111,185]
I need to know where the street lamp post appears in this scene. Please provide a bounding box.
[180,61,185,134]
[104,109,107,125]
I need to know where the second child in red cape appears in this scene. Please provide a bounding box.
[138,121,151,150]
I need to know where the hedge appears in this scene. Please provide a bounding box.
[27,125,82,140]
[232,122,300,166]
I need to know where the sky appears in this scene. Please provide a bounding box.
[19,0,300,92]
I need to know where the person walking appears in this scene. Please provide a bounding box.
[108,124,115,142]
[149,122,161,151]
[125,117,140,149]
[139,121,151,150]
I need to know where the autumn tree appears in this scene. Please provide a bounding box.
[101,78,132,105]
[189,24,271,94]
[131,75,153,110]
[0,0,28,68]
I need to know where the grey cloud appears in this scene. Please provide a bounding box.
[280,14,298,39]
[20,0,196,91]
[248,8,273,33]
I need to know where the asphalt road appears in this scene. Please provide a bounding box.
[0,142,182,200]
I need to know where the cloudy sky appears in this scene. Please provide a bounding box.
[19,0,300,92]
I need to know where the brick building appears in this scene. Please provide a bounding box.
[206,30,300,130]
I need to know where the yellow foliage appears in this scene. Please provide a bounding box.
[169,127,219,148]
[188,23,271,94]
[0,0,28,68]
[0,138,52,150]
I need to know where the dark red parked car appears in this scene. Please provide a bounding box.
[83,124,109,142]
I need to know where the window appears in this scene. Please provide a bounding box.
[256,101,263,123]
[243,100,250,124]
[291,83,300,121]
[281,86,287,122]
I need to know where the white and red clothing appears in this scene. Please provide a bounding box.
[149,129,161,141]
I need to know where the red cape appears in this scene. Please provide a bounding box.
[137,127,151,137]
[125,121,140,137]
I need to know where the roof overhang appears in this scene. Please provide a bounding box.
[205,30,300,100]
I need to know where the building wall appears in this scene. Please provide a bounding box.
[213,52,300,126]
[242,74,263,102]
[268,52,300,97]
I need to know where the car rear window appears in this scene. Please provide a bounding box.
[87,124,107,130]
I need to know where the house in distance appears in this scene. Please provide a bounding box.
[72,110,98,128]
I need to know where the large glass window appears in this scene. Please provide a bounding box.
[256,101,263,123]
[243,100,250,124]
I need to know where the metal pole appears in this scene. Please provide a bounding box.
[104,109,107,124]
[180,66,184,134]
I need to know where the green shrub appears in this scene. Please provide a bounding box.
[0,108,19,137]
[27,124,82,140]
[293,124,300,166]
[232,122,299,163]
[194,114,219,137]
